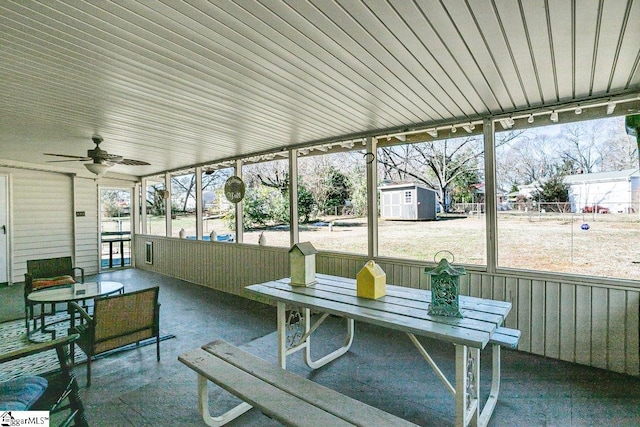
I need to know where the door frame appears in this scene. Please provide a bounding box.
[0,174,11,285]
[98,186,134,272]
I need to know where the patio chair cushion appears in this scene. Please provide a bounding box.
[32,275,75,290]
[0,375,48,410]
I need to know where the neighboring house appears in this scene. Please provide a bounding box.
[379,183,438,220]
[564,168,640,213]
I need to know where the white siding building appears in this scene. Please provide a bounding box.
[564,168,640,213]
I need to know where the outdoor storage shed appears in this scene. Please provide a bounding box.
[379,183,438,220]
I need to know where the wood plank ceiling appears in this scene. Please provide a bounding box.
[1,0,639,178]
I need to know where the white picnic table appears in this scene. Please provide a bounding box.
[245,273,516,427]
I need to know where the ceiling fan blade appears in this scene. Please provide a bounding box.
[46,159,88,163]
[118,158,151,166]
[44,153,90,160]
[101,154,124,163]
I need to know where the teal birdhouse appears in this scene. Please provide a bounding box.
[425,258,465,318]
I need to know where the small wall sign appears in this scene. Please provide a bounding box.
[224,176,246,203]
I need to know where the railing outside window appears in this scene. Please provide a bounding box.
[101,231,131,269]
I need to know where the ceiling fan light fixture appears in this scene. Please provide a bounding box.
[85,162,111,176]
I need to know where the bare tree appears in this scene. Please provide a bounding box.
[170,170,232,212]
[599,119,638,171]
[378,131,521,210]
[244,159,289,194]
[497,131,560,187]
[559,121,605,173]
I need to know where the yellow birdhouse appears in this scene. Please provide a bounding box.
[289,242,317,286]
[356,260,386,299]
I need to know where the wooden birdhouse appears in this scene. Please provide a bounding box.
[356,260,386,299]
[289,242,317,286]
[425,258,465,318]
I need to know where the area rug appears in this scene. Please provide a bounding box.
[0,314,175,382]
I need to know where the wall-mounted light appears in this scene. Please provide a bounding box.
[550,110,558,122]
[499,118,514,129]
[575,106,583,114]
[527,114,534,124]
[450,125,457,133]
[462,123,475,133]
[606,102,616,115]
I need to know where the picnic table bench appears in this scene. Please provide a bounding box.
[179,339,419,427]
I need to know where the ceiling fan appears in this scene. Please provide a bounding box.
[45,135,150,176]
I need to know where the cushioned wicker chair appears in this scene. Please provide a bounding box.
[0,334,88,426]
[24,256,85,330]
[69,286,161,386]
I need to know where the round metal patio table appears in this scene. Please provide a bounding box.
[27,281,124,342]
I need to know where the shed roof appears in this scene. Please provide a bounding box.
[378,183,437,192]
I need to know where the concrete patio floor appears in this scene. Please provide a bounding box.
[3,268,640,426]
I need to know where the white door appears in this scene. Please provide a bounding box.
[0,175,8,284]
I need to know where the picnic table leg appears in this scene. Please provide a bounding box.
[277,302,288,368]
[197,375,252,427]
[478,344,501,426]
[276,302,354,370]
[455,345,479,427]
[303,309,354,370]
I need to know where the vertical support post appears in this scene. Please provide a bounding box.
[140,178,147,235]
[277,302,287,369]
[195,166,203,240]
[133,181,141,235]
[132,181,141,266]
[234,159,243,243]
[289,149,299,247]
[483,118,497,274]
[164,172,171,237]
[366,137,378,258]
[71,175,78,262]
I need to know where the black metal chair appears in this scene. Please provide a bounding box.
[0,334,88,426]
